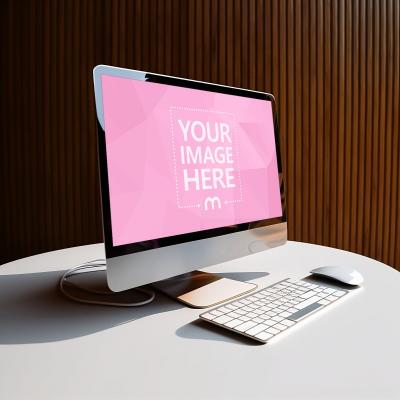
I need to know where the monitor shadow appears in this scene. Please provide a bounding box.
[217,271,269,282]
[0,270,183,344]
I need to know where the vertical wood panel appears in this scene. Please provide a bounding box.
[357,0,367,255]
[0,0,399,270]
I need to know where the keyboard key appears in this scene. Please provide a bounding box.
[296,296,322,310]
[210,310,223,317]
[272,316,284,323]
[225,319,244,328]
[279,311,291,318]
[266,327,279,335]
[246,324,269,336]
[201,312,216,320]
[239,316,251,322]
[235,320,258,332]
[288,302,322,321]
[280,319,295,327]
[255,331,273,341]
[227,312,240,319]
[274,323,287,331]
[217,306,231,314]
[253,317,264,323]
[213,315,233,324]
[260,306,272,311]
[326,295,339,302]
[334,290,346,297]
[323,288,336,294]
[300,290,317,299]
[308,283,318,289]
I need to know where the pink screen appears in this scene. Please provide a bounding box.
[102,75,282,246]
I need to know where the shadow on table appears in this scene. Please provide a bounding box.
[0,270,268,345]
[176,319,263,346]
[0,270,183,344]
[217,271,269,282]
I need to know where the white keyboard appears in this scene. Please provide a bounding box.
[199,278,350,343]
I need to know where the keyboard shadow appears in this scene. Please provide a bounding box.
[176,319,263,346]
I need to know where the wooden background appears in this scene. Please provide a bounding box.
[1,0,399,269]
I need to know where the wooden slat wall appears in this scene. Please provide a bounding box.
[1,0,399,269]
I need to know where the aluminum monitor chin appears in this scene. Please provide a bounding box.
[93,65,287,293]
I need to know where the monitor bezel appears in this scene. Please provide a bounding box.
[93,65,286,259]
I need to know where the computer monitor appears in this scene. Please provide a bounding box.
[93,65,287,308]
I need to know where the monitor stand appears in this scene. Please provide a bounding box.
[59,263,257,309]
[152,270,257,308]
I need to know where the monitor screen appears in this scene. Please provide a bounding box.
[100,74,282,248]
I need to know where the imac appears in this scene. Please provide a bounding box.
[93,65,287,308]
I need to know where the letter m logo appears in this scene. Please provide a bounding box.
[204,196,222,211]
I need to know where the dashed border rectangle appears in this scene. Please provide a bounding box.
[169,106,243,209]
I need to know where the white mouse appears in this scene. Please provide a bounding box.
[310,265,364,286]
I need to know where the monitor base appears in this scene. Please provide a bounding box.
[152,270,257,308]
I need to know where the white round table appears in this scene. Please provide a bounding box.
[1,241,399,400]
